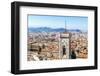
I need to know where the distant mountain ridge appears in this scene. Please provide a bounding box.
[28,27,82,33]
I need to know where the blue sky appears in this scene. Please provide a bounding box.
[28,15,88,31]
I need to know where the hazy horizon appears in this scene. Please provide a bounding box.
[28,15,88,32]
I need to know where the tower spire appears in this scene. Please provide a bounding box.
[65,17,67,32]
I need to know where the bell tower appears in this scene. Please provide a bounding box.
[59,18,71,59]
